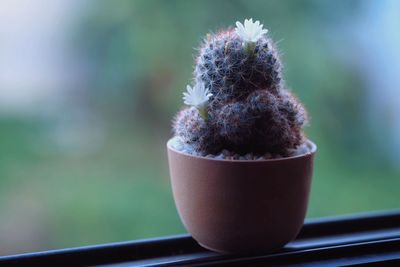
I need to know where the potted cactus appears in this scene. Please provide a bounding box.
[167,19,316,254]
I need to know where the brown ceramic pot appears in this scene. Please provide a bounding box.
[167,139,317,254]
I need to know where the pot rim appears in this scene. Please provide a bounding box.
[167,138,317,163]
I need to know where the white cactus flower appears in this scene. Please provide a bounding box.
[183,83,212,109]
[235,18,268,43]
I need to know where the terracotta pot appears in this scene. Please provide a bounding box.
[167,139,317,254]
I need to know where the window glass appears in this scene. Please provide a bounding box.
[0,0,399,255]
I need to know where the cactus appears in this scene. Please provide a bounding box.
[173,19,308,157]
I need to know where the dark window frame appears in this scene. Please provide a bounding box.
[1,209,400,266]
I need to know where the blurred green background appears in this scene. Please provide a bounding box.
[0,0,399,255]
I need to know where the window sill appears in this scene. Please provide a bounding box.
[1,210,400,266]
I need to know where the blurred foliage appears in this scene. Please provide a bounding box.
[0,0,399,255]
